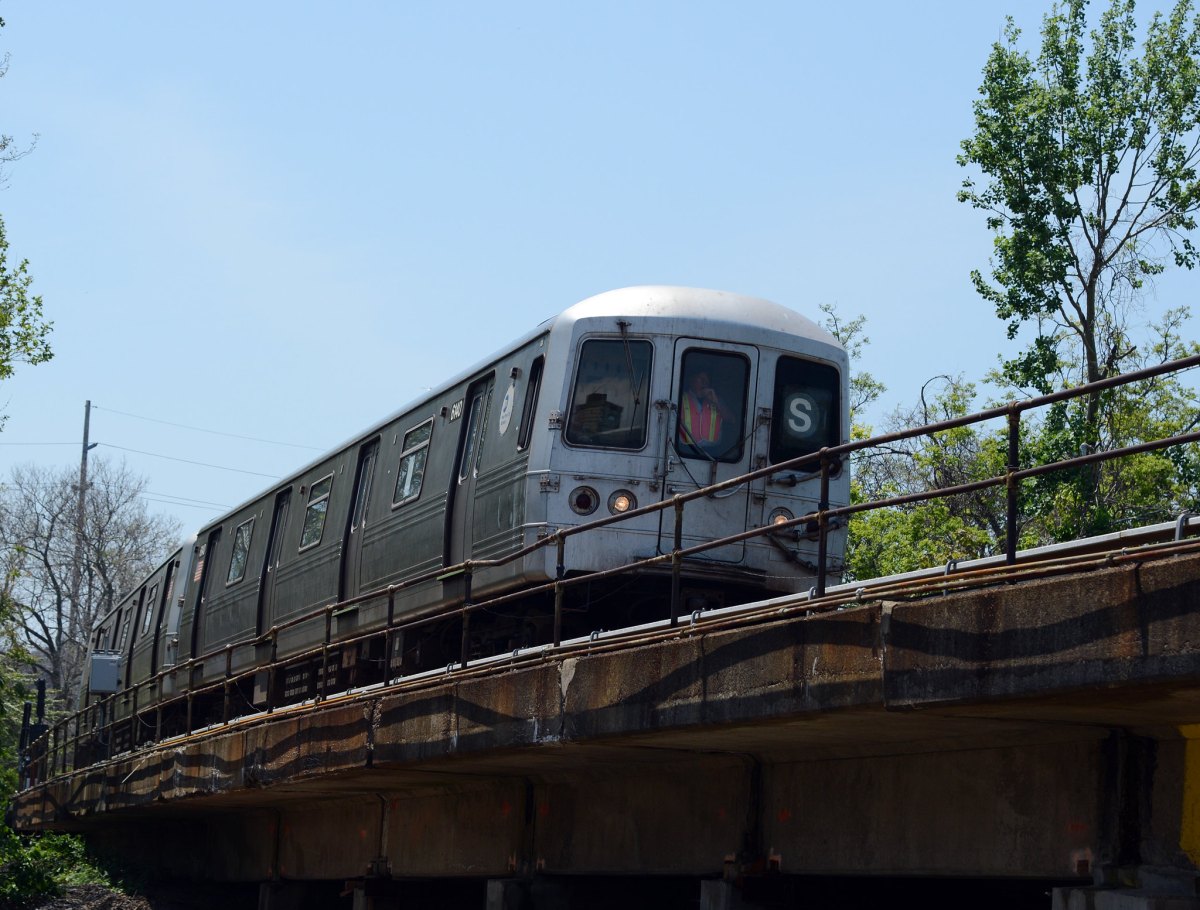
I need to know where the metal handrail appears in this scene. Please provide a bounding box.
[19,352,1200,787]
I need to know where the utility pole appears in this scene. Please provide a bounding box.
[69,401,94,689]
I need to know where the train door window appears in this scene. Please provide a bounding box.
[458,388,489,483]
[770,356,840,465]
[349,441,379,531]
[258,489,292,636]
[565,339,652,449]
[226,517,255,585]
[107,614,119,649]
[118,604,133,651]
[299,474,334,550]
[141,584,159,635]
[393,419,433,506]
[517,356,544,451]
[675,350,750,463]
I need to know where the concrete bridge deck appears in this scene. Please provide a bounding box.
[13,540,1200,906]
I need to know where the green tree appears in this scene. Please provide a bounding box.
[956,0,1200,538]
[0,214,49,391]
[959,0,1200,402]
[843,308,1200,581]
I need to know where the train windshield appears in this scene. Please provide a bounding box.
[770,356,840,466]
[566,339,653,449]
[675,349,750,463]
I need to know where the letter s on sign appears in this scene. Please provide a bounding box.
[788,394,815,436]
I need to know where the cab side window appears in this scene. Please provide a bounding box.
[517,356,544,452]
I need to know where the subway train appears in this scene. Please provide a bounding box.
[76,286,849,749]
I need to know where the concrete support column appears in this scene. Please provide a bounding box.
[486,878,530,910]
[351,882,399,910]
[486,877,573,910]
[257,881,308,910]
[699,879,763,910]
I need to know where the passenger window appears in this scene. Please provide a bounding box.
[300,475,334,550]
[675,350,750,462]
[226,518,255,584]
[393,419,433,506]
[517,357,544,451]
[770,356,840,465]
[141,584,159,634]
[565,339,652,449]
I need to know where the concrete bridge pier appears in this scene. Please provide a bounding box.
[484,877,572,910]
[1047,728,1200,910]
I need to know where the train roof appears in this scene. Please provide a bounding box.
[559,286,840,348]
[195,286,842,534]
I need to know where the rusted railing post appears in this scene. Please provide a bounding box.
[1007,406,1021,565]
[670,496,684,627]
[460,565,473,669]
[320,606,333,700]
[130,683,140,749]
[105,700,115,760]
[384,586,397,677]
[223,645,233,724]
[553,533,565,647]
[816,450,831,597]
[266,630,279,713]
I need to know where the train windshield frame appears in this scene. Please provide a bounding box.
[770,356,840,466]
[564,338,653,450]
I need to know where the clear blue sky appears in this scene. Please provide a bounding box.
[0,1,1193,532]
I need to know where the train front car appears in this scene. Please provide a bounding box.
[527,286,848,627]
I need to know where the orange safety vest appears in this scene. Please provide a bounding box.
[680,392,721,444]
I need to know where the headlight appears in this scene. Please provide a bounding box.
[569,486,600,516]
[769,507,794,527]
[608,490,637,514]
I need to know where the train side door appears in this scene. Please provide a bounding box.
[122,587,146,688]
[658,340,759,563]
[258,489,292,635]
[340,439,379,603]
[444,374,495,570]
[190,528,221,659]
[149,559,175,674]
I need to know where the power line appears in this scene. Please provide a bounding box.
[92,404,322,451]
[144,491,230,508]
[141,496,225,513]
[98,443,282,479]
